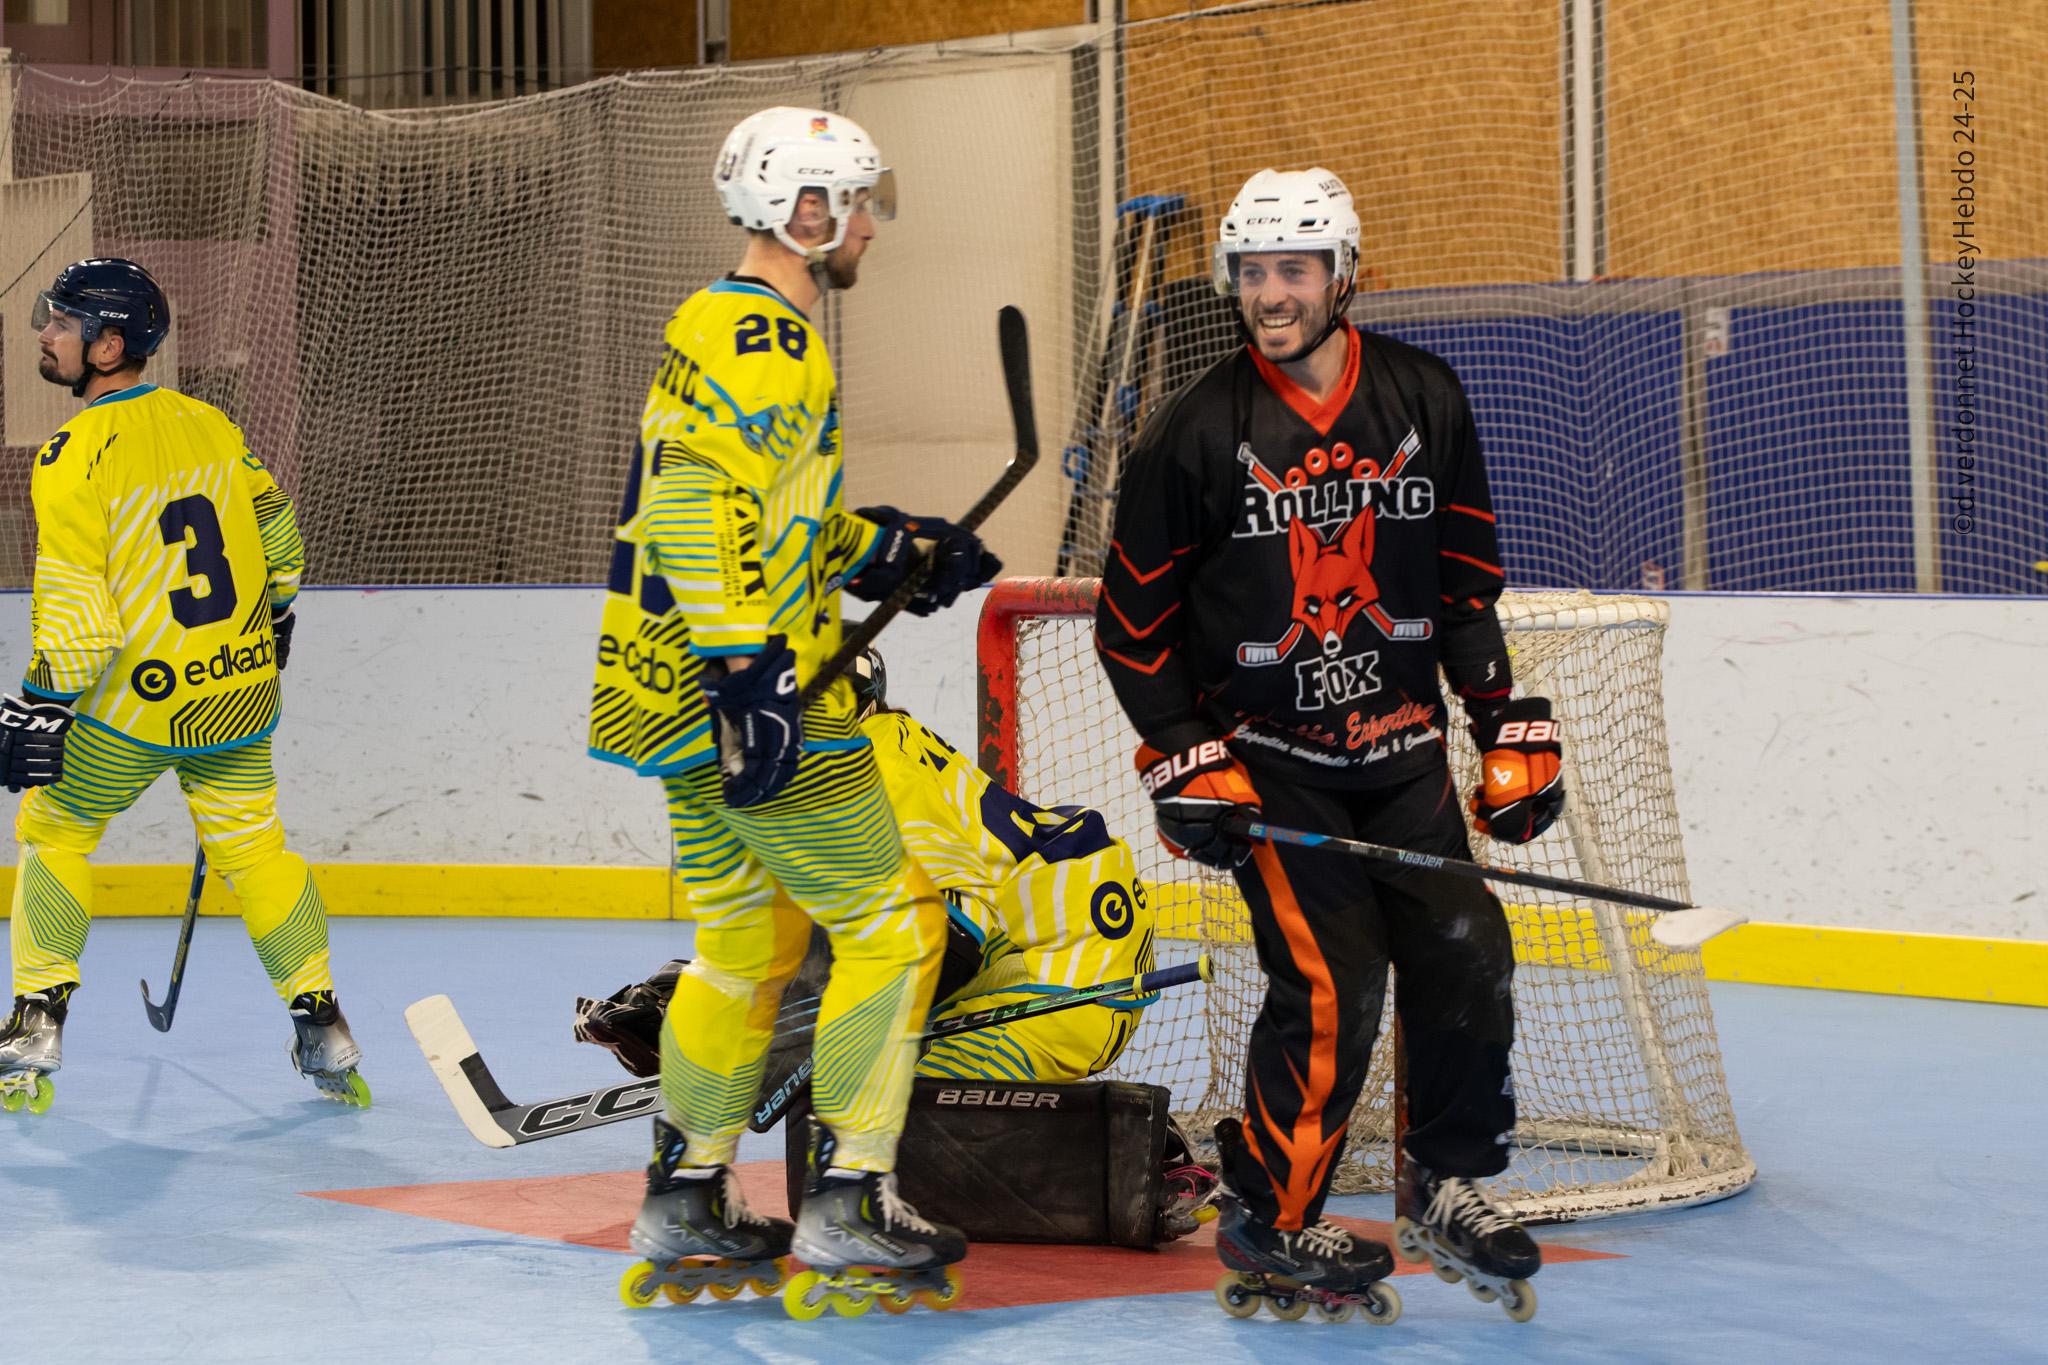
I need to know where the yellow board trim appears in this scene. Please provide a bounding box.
[0,864,674,921]
[2,865,2042,1006]
[1143,878,2045,1007]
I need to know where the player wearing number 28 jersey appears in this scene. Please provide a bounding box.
[0,259,368,1112]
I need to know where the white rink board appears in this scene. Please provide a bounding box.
[0,586,2040,941]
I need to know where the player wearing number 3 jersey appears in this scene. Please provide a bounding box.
[0,259,367,1114]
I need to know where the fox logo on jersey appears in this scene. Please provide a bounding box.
[1234,437,1434,669]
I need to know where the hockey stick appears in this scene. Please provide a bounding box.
[1221,816,1747,950]
[748,951,1211,1132]
[404,953,1210,1150]
[793,305,1038,710]
[139,840,207,1032]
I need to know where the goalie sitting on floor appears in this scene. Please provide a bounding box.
[577,649,1216,1237]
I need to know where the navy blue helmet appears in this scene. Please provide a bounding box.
[32,258,170,358]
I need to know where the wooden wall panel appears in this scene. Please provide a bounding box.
[1124,1,1562,289]
[1605,1,1899,276]
[1917,2,2048,263]
[593,0,698,71]
[733,0,1082,61]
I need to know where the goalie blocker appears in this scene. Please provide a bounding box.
[781,1076,1195,1248]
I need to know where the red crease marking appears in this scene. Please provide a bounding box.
[305,1161,1619,1313]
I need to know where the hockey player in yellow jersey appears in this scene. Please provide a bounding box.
[0,259,367,1115]
[583,648,1159,1086]
[593,107,1000,1313]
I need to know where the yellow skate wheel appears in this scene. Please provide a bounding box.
[618,1262,660,1309]
[1467,1280,1498,1304]
[918,1264,964,1310]
[747,1258,791,1296]
[1215,1273,1261,1319]
[1,1088,23,1114]
[828,1287,873,1317]
[877,1287,916,1315]
[26,1077,53,1115]
[1194,1204,1220,1224]
[662,1281,702,1304]
[1500,1279,1538,1323]
[1360,1282,1402,1326]
[783,1270,828,1322]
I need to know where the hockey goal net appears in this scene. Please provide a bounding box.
[978,578,1754,1222]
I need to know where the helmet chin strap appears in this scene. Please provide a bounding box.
[1239,276,1356,365]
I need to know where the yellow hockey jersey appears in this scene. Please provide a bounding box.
[25,384,302,753]
[589,276,883,776]
[862,710,1158,1003]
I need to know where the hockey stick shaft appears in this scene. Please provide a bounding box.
[139,840,206,1032]
[1222,816,1746,950]
[407,951,1209,1150]
[796,305,1038,708]
[749,952,1210,1131]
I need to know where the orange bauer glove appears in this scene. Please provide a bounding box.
[1469,697,1565,845]
[1136,738,1262,870]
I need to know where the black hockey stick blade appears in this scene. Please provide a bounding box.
[140,843,207,1032]
[796,306,1039,708]
[748,952,1210,1132]
[1224,817,1747,949]
[407,994,662,1148]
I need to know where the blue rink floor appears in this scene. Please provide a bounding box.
[7,917,2045,1364]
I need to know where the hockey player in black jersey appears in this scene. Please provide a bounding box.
[1095,168,1563,1323]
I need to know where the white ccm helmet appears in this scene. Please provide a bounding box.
[714,106,897,261]
[1212,167,1361,297]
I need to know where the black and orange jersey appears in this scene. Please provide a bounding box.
[1094,322,1512,790]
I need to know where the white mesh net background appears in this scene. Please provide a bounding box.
[985,579,1754,1221]
[2,1,2041,592]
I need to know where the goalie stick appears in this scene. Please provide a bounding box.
[1222,815,1746,949]
[405,953,1209,1150]
[139,840,207,1032]
[799,304,1038,709]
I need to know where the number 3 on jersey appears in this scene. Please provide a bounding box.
[159,494,239,628]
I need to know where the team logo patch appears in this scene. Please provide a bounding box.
[1090,882,1136,940]
[131,659,177,702]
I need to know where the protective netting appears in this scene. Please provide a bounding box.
[982,579,1754,1221]
[4,1,2043,592]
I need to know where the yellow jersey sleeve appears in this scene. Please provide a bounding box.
[25,422,121,699]
[236,451,303,611]
[861,711,1157,995]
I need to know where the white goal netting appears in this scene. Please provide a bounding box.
[4,1,2042,592]
[981,578,1755,1222]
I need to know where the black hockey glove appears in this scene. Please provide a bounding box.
[1135,737,1262,870]
[573,959,685,1078]
[0,693,75,792]
[1469,697,1565,845]
[702,635,803,808]
[846,506,1003,616]
[271,606,296,672]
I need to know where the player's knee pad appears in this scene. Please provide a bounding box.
[12,791,109,857]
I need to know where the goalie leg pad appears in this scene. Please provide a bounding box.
[782,1077,1176,1247]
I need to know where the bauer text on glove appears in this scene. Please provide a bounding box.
[1136,737,1261,870]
